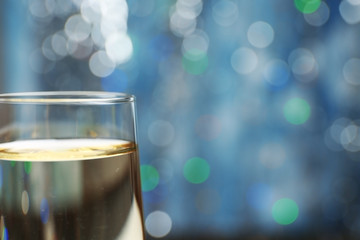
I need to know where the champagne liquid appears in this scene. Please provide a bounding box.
[0,139,144,240]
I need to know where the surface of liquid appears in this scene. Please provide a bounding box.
[0,139,144,240]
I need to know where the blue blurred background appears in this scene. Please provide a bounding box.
[2,0,360,239]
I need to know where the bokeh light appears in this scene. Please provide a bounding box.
[51,31,68,58]
[183,157,210,184]
[176,0,203,20]
[272,198,299,225]
[212,0,239,27]
[283,97,311,125]
[294,0,321,14]
[288,48,317,82]
[263,59,290,87]
[105,33,133,64]
[21,190,30,215]
[145,211,172,238]
[170,2,199,37]
[89,50,115,77]
[148,120,175,147]
[40,198,50,224]
[339,0,360,24]
[304,1,330,27]
[247,21,274,49]
[182,30,209,55]
[140,165,160,192]
[231,47,258,75]
[24,162,31,174]
[343,58,360,86]
[182,49,208,75]
[64,14,91,42]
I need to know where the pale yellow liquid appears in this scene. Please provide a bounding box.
[0,139,144,240]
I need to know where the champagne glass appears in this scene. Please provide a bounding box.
[0,92,144,240]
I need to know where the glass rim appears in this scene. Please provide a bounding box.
[0,91,135,104]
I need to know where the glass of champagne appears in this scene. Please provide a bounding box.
[0,92,144,240]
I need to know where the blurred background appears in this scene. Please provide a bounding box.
[1,0,360,239]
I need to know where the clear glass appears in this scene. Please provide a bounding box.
[0,91,144,240]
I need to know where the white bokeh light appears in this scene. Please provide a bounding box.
[51,31,68,57]
[340,0,360,24]
[42,36,58,61]
[145,211,172,238]
[80,0,102,24]
[64,14,92,42]
[348,0,360,4]
[105,32,133,64]
[100,0,128,21]
[176,0,203,20]
[89,50,115,77]
[148,120,175,147]
[330,118,352,145]
[22,191,30,215]
[343,58,360,86]
[231,47,258,75]
[67,38,94,59]
[304,1,330,27]
[247,21,275,48]
[182,30,209,55]
[288,48,317,76]
[170,10,197,37]
[340,124,358,146]
[212,0,239,27]
[30,0,52,18]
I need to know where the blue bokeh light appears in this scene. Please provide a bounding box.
[40,198,50,224]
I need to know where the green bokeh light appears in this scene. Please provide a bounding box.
[24,162,32,174]
[283,97,311,125]
[294,0,321,14]
[182,49,208,75]
[272,198,299,225]
[183,157,210,184]
[140,165,160,192]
